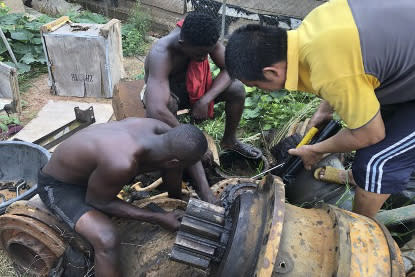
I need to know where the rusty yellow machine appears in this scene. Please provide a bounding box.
[0,175,406,277]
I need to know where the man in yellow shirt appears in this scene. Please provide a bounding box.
[225,0,415,217]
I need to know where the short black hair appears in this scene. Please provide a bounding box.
[181,12,220,47]
[166,124,207,161]
[225,24,287,81]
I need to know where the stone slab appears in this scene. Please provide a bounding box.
[3,0,25,13]
[112,80,146,120]
[11,100,113,150]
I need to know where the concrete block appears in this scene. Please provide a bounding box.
[112,80,146,120]
[11,100,114,151]
[2,0,25,13]
[141,0,185,14]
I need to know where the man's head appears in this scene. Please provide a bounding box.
[160,124,208,168]
[179,12,220,61]
[225,24,288,91]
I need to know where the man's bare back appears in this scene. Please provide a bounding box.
[43,118,169,186]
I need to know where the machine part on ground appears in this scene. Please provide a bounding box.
[286,153,354,211]
[274,120,342,184]
[0,141,50,214]
[377,204,415,228]
[209,177,260,198]
[30,106,95,150]
[0,214,66,276]
[170,198,229,269]
[0,195,197,277]
[172,175,405,277]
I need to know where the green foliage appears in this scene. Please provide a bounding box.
[0,2,10,17]
[241,87,319,133]
[122,3,150,56]
[0,12,47,73]
[0,115,20,132]
[67,10,108,24]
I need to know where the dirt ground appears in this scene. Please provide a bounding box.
[0,56,145,276]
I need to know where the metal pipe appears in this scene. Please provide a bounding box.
[376,204,415,227]
[0,27,18,67]
[220,0,227,42]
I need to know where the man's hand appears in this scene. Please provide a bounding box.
[288,145,326,170]
[192,99,209,120]
[155,210,184,232]
[307,100,333,131]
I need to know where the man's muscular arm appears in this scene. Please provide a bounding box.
[85,158,180,231]
[144,46,180,127]
[200,43,232,104]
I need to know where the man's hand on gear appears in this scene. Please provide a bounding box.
[192,99,209,120]
[288,145,326,170]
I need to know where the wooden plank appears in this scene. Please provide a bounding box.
[112,80,146,120]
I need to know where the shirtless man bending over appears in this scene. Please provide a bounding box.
[37,118,208,277]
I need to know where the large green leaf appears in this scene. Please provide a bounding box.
[11,29,34,41]
[0,13,21,25]
[24,21,43,31]
[20,53,37,64]
[30,37,42,45]
[3,61,31,73]
[9,42,32,55]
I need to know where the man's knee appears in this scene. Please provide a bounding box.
[93,227,120,252]
[231,80,246,99]
[223,80,245,102]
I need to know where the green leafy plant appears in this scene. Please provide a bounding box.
[0,13,48,73]
[0,115,20,132]
[0,1,10,17]
[241,87,319,133]
[122,3,150,56]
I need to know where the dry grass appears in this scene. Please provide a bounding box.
[0,250,18,277]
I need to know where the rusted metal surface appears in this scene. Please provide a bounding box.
[255,177,286,277]
[6,199,91,254]
[0,214,66,276]
[210,177,260,197]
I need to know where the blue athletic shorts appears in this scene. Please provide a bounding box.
[352,101,415,194]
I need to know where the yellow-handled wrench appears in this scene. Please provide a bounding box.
[252,127,319,179]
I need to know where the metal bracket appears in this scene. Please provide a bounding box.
[31,106,95,150]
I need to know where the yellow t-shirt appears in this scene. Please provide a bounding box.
[284,0,380,129]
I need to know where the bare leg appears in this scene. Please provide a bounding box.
[217,80,262,158]
[353,186,390,218]
[75,210,121,277]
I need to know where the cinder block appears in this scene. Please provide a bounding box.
[112,80,146,120]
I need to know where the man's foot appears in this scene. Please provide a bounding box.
[221,140,262,159]
[314,166,356,186]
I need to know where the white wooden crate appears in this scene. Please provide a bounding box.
[41,18,125,98]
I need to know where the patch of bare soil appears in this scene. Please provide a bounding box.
[123,55,146,80]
